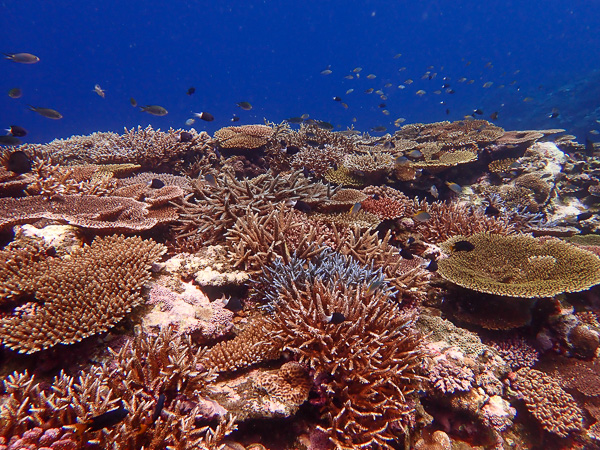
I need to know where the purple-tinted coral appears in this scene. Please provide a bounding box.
[489,337,539,370]
[0,427,78,450]
[428,357,474,394]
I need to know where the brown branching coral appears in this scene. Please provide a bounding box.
[200,315,283,373]
[214,125,274,149]
[0,195,178,232]
[406,199,516,244]
[0,328,236,448]
[508,367,584,437]
[264,279,423,449]
[174,169,330,245]
[0,235,166,353]
[226,205,329,274]
[438,233,600,298]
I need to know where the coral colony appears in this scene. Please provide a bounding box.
[2,120,600,449]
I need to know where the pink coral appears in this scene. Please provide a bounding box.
[488,337,539,370]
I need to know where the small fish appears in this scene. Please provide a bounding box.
[366,74,376,79]
[4,52,39,64]
[320,69,333,75]
[405,79,413,85]
[458,77,467,83]
[364,88,374,94]
[375,90,384,95]
[130,97,138,107]
[286,117,303,124]
[398,84,406,89]
[446,182,463,194]
[549,108,559,119]
[590,130,600,136]
[344,75,354,80]
[28,105,63,119]
[509,161,521,170]
[378,103,386,108]
[441,83,450,89]
[185,118,196,126]
[366,279,384,294]
[393,53,402,59]
[382,140,394,149]
[333,96,342,102]
[473,108,483,116]
[371,126,387,132]
[394,118,406,126]
[490,111,499,120]
[345,88,354,94]
[5,150,31,172]
[384,83,393,88]
[194,111,214,121]
[140,105,168,116]
[398,67,407,71]
[400,248,414,259]
[87,406,130,432]
[149,178,165,189]
[484,205,500,216]
[523,97,534,103]
[152,394,166,423]
[446,88,455,94]
[179,131,194,142]
[466,79,475,85]
[0,135,22,146]
[483,82,493,88]
[341,102,349,109]
[318,121,334,130]
[353,67,362,73]
[187,86,196,96]
[93,84,105,98]
[7,125,27,137]
[413,210,431,222]
[430,185,439,198]
[301,113,310,119]
[236,101,252,110]
[8,88,22,98]
[293,200,312,213]
[231,115,240,122]
[205,173,217,186]
[349,202,362,215]
[415,90,426,96]
[446,109,450,115]
[382,110,390,115]
[407,149,423,159]
[395,155,409,165]
[433,90,442,95]
[451,240,475,252]
[577,212,594,221]
[328,312,346,324]
[426,259,438,272]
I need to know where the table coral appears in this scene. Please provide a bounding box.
[0,235,166,353]
[438,232,600,297]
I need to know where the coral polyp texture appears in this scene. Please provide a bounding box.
[0,235,166,353]
[438,232,600,297]
[3,121,600,448]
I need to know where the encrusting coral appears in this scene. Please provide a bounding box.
[438,232,600,298]
[0,235,166,353]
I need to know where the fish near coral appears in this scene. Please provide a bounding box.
[140,105,168,116]
[28,105,62,119]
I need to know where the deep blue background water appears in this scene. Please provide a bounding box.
[2,0,599,145]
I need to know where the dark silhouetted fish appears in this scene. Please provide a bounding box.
[87,406,129,432]
[490,111,499,120]
[205,173,217,186]
[6,150,31,173]
[152,394,166,423]
[293,200,312,213]
[484,205,500,216]
[194,111,214,122]
[317,121,334,130]
[0,135,22,147]
[4,52,39,64]
[451,240,475,252]
[7,125,27,137]
[231,115,240,122]
[187,87,196,96]
[149,179,165,189]
[140,105,168,116]
[371,126,387,132]
[29,105,62,119]
[577,212,593,221]
[328,312,346,324]
[179,131,193,142]
[333,96,342,102]
[286,117,303,124]
[130,97,138,107]
[426,259,438,272]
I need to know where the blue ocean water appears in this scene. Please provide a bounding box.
[2,0,599,144]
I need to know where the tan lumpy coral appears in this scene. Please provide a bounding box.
[0,235,166,353]
[438,233,600,298]
[214,125,274,149]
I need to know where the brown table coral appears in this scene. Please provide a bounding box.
[438,232,600,298]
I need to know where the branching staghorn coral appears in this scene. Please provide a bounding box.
[264,278,423,449]
[0,328,236,448]
[0,235,166,353]
[174,169,331,245]
[226,205,329,274]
